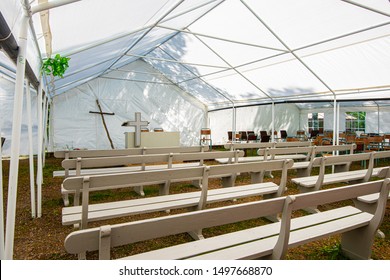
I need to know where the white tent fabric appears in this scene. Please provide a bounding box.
[0,0,390,150]
[52,60,207,150]
[0,75,39,156]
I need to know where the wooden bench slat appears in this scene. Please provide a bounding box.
[62,182,279,225]
[186,213,373,260]
[121,206,362,260]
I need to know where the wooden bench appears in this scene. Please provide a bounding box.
[64,178,390,260]
[54,145,210,159]
[60,150,244,206]
[292,144,356,177]
[291,151,390,213]
[62,159,293,232]
[54,146,210,177]
[217,142,312,164]
[353,167,390,238]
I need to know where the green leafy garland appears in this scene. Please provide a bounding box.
[41,54,70,78]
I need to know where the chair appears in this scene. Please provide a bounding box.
[247,131,257,142]
[259,131,268,138]
[239,131,248,142]
[286,137,299,142]
[227,131,232,141]
[260,135,270,142]
[280,130,287,140]
[309,130,319,139]
[200,128,212,148]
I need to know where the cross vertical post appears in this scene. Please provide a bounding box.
[128,112,149,147]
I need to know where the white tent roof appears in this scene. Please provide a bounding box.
[1,0,389,110]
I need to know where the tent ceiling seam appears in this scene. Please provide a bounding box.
[156,24,289,52]
[188,26,274,101]
[241,0,338,99]
[144,57,209,110]
[156,45,236,107]
[341,0,390,18]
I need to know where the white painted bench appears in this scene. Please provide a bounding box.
[54,146,210,177]
[54,145,210,159]
[218,142,312,163]
[60,150,244,206]
[62,159,293,232]
[291,151,390,212]
[353,167,390,238]
[64,179,390,260]
[292,144,356,177]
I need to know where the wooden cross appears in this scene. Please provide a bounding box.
[122,112,149,147]
[89,99,115,149]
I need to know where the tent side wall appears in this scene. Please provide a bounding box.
[300,106,390,135]
[0,75,38,156]
[209,103,300,143]
[51,60,207,150]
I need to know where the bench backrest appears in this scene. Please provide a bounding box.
[224,142,273,150]
[64,179,390,259]
[62,159,293,194]
[224,141,312,151]
[312,152,375,190]
[62,150,245,172]
[262,146,314,161]
[314,144,356,155]
[373,150,390,160]
[54,146,210,159]
[274,141,311,148]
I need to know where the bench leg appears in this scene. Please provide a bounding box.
[191,179,202,189]
[353,199,386,239]
[134,186,145,196]
[334,163,349,173]
[221,175,236,188]
[188,229,205,240]
[297,186,320,214]
[296,168,310,178]
[263,194,280,222]
[341,227,376,260]
[62,193,70,207]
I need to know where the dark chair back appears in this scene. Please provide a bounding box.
[280,130,287,139]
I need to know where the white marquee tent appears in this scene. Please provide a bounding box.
[0,0,390,259]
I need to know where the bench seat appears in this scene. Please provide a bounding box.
[54,162,200,177]
[216,154,307,164]
[292,166,389,189]
[121,206,366,260]
[62,182,278,226]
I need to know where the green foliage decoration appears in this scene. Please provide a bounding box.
[41,54,70,78]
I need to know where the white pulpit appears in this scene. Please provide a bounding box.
[125,132,180,148]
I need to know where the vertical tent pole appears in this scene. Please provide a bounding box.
[271,102,275,142]
[0,121,4,259]
[42,97,49,168]
[36,79,43,218]
[232,105,236,142]
[377,103,380,134]
[26,80,36,218]
[332,97,337,173]
[4,11,29,260]
[336,102,341,154]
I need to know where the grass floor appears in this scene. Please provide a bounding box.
[1,155,389,260]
